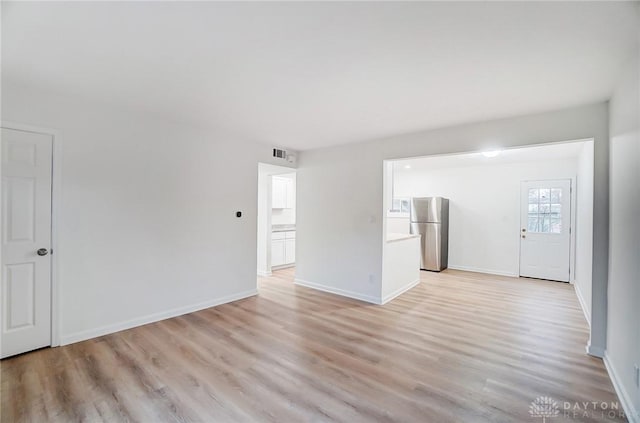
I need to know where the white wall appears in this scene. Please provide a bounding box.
[575,141,594,324]
[606,55,640,420]
[297,102,609,354]
[381,236,420,303]
[1,82,296,344]
[393,158,579,277]
[386,217,410,235]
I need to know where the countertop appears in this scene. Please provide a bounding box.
[386,233,420,243]
[272,224,296,232]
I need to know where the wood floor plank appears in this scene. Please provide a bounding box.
[1,268,626,422]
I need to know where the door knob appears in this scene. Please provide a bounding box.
[521,235,526,239]
[37,248,49,256]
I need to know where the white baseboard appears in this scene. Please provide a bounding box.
[294,278,381,304]
[272,263,295,271]
[257,270,272,277]
[60,289,258,346]
[573,281,591,327]
[381,279,420,305]
[604,352,639,423]
[447,264,518,278]
[587,343,606,358]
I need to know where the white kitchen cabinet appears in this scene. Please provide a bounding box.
[285,238,296,264]
[271,238,286,266]
[271,230,295,267]
[286,182,294,208]
[272,176,293,209]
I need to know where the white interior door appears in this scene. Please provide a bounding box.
[520,179,571,282]
[1,128,53,358]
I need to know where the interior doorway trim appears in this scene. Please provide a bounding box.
[0,120,62,349]
[383,137,598,354]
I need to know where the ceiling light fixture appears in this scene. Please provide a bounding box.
[482,150,502,158]
[404,164,412,169]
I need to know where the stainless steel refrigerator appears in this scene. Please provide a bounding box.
[410,197,449,271]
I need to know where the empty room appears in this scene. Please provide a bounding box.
[1,1,639,422]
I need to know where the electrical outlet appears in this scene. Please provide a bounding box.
[634,364,639,388]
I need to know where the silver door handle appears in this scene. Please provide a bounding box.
[37,248,49,256]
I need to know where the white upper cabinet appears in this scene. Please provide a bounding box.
[272,176,294,209]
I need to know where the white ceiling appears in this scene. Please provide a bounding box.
[3,2,638,151]
[393,140,588,171]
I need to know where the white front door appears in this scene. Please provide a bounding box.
[1,128,53,358]
[520,179,571,282]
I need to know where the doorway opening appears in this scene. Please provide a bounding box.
[381,139,595,322]
[257,163,296,284]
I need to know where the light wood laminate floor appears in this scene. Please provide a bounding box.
[1,269,625,422]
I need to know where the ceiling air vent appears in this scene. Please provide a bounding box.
[273,148,287,159]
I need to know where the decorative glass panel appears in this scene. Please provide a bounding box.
[550,217,562,233]
[540,215,550,232]
[527,186,562,234]
[539,189,550,202]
